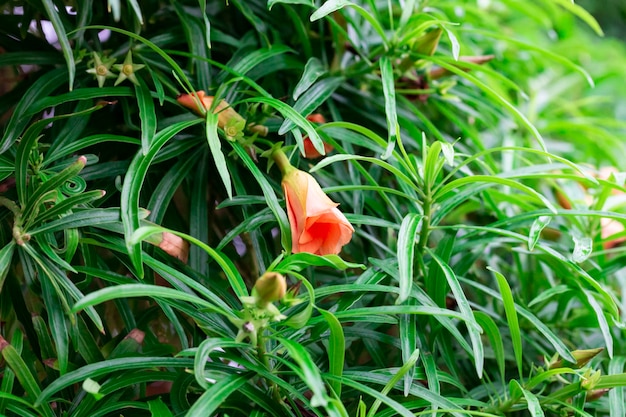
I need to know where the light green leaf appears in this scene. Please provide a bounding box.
[135,78,156,155]
[528,215,551,251]
[609,356,626,417]
[194,338,249,389]
[121,119,203,278]
[82,378,104,401]
[206,111,233,198]
[41,0,75,90]
[318,309,345,397]
[572,235,592,263]
[293,57,327,100]
[379,56,399,159]
[396,213,422,304]
[278,337,328,407]
[429,249,484,377]
[269,0,313,9]
[0,242,15,293]
[489,267,523,380]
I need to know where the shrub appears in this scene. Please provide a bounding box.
[1,0,626,416]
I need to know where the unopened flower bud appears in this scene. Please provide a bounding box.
[412,28,443,56]
[548,348,604,370]
[253,272,287,307]
[177,91,267,139]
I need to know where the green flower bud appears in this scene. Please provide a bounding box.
[548,348,604,370]
[253,272,287,307]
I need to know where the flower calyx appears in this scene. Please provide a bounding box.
[86,52,116,88]
[113,51,145,86]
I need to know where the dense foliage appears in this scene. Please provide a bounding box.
[1,0,626,416]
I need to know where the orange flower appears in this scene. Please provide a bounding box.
[302,113,333,159]
[282,168,354,255]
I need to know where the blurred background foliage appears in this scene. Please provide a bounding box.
[1,0,626,416]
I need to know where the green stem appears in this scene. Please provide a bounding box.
[0,197,28,245]
[257,330,282,404]
[271,148,293,176]
[416,189,432,277]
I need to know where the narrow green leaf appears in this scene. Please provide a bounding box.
[282,272,315,329]
[584,290,613,358]
[366,349,419,417]
[36,357,194,405]
[279,77,344,145]
[121,119,203,278]
[28,208,121,235]
[29,190,105,227]
[511,380,545,417]
[379,56,399,159]
[269,0,314,9]
[68,25,195,93]
[231,142,291,253]
[41,0,75,90]
[130,225,248,298]
[72,283,219,313]
[443,26,460,60]
[399,303,417,396]
[310,0,351,21]
[82,378,104,400]
[0,242,15,293]
[435,175,558,214]
[428,250,484,377]
[428,56,547,151]
[46,134,140,164]
[206,111,232,198]
[219,45,293,83]
[0,330,21,414]
[293,57,327,100]
[186,374,250,416]
[425,231,455,307]
[324,375,417,417]
[127,0,144,23]
[147,398,173,417]
[194,338,249,389]
[528,285,571,308]
[474,311,505,383]
[318,309,345,397]
[135,78,157,155]
[528,215,551,251]
[396,213,421,304]
[277,337,328,407]
[552,0,603,36]
[572,235,593,263]
[489,267,523,379]
[240,96,322,155]
[22,156,87,222]
[199,0,211,47]
[609,356,626,417]
[1,341,55,417]
[23,242,104,333]
[0,68,66,154]
[275,253,365,272]
[311,155,417,190]
[460,276,574,362]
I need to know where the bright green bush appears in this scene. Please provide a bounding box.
[1,0,626,416]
